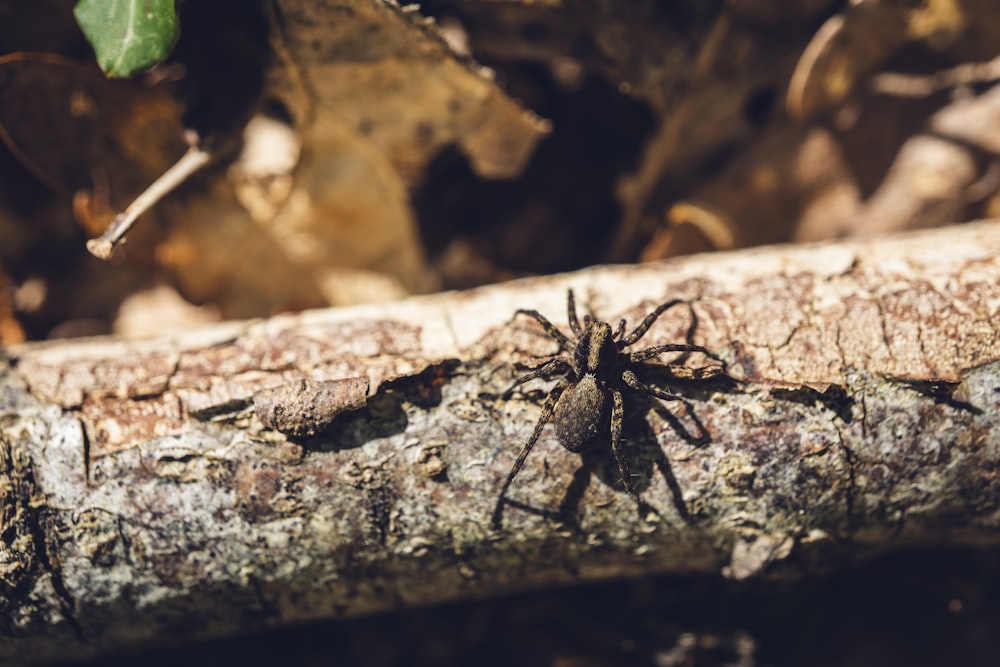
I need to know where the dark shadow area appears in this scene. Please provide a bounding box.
[637,393,705,523]
[304,360,459,453]
[501,496,564,525]
[171,0,271,142]
[555,452,601,525]
[889,377,980,414]
[411,63,654,283]
[188,398,254,423]
[306,390,410,453]
[771,383,855,424]
[596,387,717,526]
[71,547,1000,667]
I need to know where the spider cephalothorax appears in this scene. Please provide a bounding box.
[492,289,726,528]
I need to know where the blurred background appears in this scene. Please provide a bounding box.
[4,0,1000,343]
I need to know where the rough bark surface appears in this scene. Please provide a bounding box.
[2,222,1000,664]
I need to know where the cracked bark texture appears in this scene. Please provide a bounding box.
[2,222,1000,664]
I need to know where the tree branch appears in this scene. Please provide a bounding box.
[2,222,1000,664]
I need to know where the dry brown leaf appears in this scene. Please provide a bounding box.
[788,0,1000,119]
[160,0,549,314]
[644,126,858,256]
[786,5,908,120]
[0,53,187,211]
[268,0,548,180]
[604,8,812,260]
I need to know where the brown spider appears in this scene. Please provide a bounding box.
[492,289,726,528]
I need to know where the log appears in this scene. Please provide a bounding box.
[2,221,1000,664]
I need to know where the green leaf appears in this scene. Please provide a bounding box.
[74,0,180,78]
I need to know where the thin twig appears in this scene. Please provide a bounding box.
[86,145,211,260]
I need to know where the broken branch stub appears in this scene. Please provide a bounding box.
[2,221,1000,664]
[254,376,370,437]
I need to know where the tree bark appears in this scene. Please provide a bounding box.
[2,222,1000,664]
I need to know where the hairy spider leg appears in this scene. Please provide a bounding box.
[566,289,583,337]
[629,343,724,365]
[501,358,573,398]
[492,383,567,528]
[624,370,711,446]
[620,299,688,347]
[622,369,686,402]
[654,364,727,381]
[612,318,627,340]
[515,309,573,350]
[608,388,640,498]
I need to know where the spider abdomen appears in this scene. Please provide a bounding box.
[553,374,609,452]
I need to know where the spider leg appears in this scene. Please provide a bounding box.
[612,318,627,340]
[609,388,639,499]
[502,358,573,398]
[567,289,582,337]
[622,369,684,402]
[624,371,710,446]
[491,383,566,528]
[628,343,724,365]
[657,364,726,381]
[515,309,573,350]
[620,299,688,346]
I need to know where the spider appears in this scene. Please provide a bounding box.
[492,289,726,528]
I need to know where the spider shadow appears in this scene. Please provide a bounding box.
[555,382,719,529]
